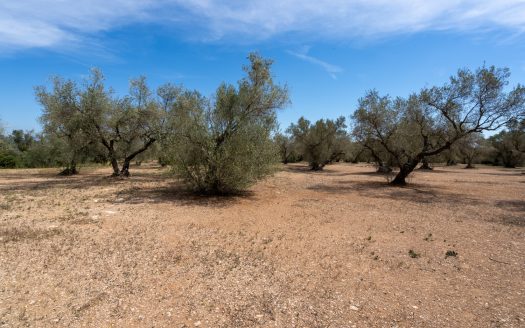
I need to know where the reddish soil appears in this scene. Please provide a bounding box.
[1,163,524,327]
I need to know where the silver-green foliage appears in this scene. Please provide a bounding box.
[166,53,289,194]
[352,66,525,185]
[288,116,347,170]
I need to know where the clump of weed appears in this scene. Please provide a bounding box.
[408,249,420,258]
[366,236,372,241]
[445,250,458,258]
[423,233,433,241]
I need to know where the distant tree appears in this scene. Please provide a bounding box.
[441,144,460,166]
[36,77,94,174]
[351,91,400,173]
[457,133,485,168]
[0,122,14,168]
[10,130,35,152]
[166,53,289,193]
[78,70,162,176]
[419,157,433,170]
[288,116,347,170]
[18,133,64,168]
[352,66,525,185]
[490,120,525,168]
[274,132,299,164]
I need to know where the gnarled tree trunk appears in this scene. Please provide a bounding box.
[391,159,420,186]
[59,160,78,176]
[310,162,324,171]
[120,160,131,177]
[110,157,120,176]
[465,157,475,169]
[419,157,433,170]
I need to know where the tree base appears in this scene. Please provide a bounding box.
[390,178,407,186]
[59,168,78,176]
[377,165,392,173]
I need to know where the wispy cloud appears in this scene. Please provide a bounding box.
[287,48,343,79]
[1,1,525,52]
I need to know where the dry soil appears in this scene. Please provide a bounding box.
[0,163,524,327]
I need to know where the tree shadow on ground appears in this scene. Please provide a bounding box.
[282,164,353,176]
[478,171,525,177]
[0,173,160,193]
[0,169,254,208]
[496,200,525,212]
[307,180,483,206]
[115,183,256,208]
[343,171,395,177]
[495,199,525,226]
[499,216,525,227]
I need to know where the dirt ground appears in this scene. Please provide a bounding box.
[0,163,524,327]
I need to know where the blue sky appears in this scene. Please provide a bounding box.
[1,0,525,132]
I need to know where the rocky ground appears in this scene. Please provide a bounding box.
[0,163,524,327]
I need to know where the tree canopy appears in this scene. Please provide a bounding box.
[353,65,525,184]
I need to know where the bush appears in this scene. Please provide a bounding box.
[0,151,18,168]
[166,53,289,194]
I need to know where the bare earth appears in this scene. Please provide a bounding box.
[0,163,524,327]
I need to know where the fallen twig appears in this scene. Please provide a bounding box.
[488,257,510,265]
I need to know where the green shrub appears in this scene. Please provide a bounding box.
[0,151,18,168]
[166,53,289,194]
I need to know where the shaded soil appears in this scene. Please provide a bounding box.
[1,163,524,327]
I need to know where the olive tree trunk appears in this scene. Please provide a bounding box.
[391,159,420,186]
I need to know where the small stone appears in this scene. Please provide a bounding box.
[194,321,201,326]
[350,305,359,311]
[255,314,263,318]
[412,305,419,309]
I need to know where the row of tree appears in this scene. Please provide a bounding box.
[1,56,524,191]
[277,66,525,184]
[277,118,525,170]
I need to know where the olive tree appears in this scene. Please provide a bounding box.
[288,116,347,170]
[166,53,289,194]
[457,133,485,168]
[0,121,17,168]
[490,120,525,168]
[274,132,300,164]
[36,78,93,175]
[351,96,398,173]
[79,70,162,176]
[37,70,165,176]
[353,66,525,185]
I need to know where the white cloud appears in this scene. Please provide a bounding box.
[1,0,525,52]
[287,48,343,79]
